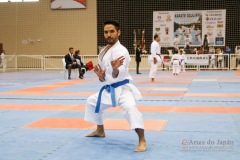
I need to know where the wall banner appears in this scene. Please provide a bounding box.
[153,10,226,47]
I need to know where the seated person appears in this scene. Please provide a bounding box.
[209,46,215,54]
[192,47,197,54]
[184,45,192,54]
[74,50,89,76]
[197,46,204,55]
[65,47,84,80]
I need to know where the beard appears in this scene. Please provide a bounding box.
[106,37,116,45]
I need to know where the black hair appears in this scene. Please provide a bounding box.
[104,20,120,30]
[69,47,73,51]
[154,34,159,40]
[75,50,80,55]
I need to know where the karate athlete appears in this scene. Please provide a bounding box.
[0,50,7,72]
[84,20,147,152]
[149,34,161,82]
[171,50,181,75]
[179,50,186,72]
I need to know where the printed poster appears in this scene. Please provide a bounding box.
[153,10,226,47]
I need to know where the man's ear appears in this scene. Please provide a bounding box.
[118,30,121,37]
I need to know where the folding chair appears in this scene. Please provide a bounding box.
[61,58,78,79]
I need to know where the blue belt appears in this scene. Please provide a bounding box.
[95,79,130,113]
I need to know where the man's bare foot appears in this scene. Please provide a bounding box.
[86,130,105,137]
[135,140,147,152]
[86,125,105,137]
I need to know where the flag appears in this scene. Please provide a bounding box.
[141,29,145,50]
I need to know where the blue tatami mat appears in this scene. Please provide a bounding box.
[0,70,240,160]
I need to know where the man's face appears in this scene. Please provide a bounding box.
[104,24,120,45]
[69,49,74,54]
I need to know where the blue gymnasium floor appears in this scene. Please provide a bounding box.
[0,70,240,160]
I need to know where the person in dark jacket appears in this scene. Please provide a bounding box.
[203,34,209,52]
[136,44,142,74]
[74,50,88,76]
[64,47,83,80]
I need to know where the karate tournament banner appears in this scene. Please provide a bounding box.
[153,10,226,47]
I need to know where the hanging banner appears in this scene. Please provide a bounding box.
[202,10,226,46]
[153,11,174,47]
[153,10,226,47]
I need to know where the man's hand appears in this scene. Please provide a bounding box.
[94,64,105,81]
[153,57,157,64]
[111,56,125,70]
[111,56,125,78]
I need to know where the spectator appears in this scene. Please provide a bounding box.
[184,45,192,54]
[74,50,88,77]
[135,44,142,74]
[203,34,209,51]
[64,47,84,80]
[225,45,232,54]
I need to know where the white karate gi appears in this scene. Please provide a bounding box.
[179,54,186,72]
[84,41,144,129]
[235,46,240,54]
[209,54,216,68]
[217,52,224,68]
[0,52,6,72]
[149,40,161,78]
[171,54,181,74]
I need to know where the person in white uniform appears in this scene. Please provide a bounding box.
[149,34,161,82]
[235,45,240,54]
[84,20,146,152]
[0,50,7,72]
[171,50,181,75]
[236,46,240,67]
[179,50,186,72]
[209,46,216,69]
[51,0,85,9]
[209,53,216,69]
